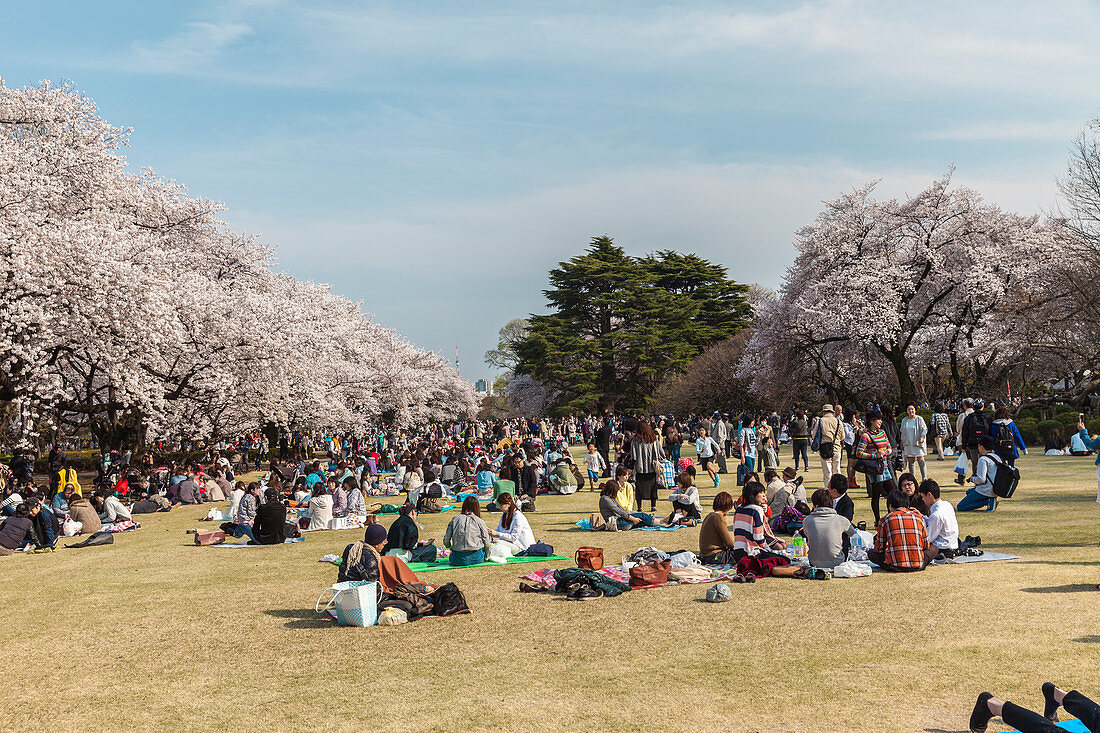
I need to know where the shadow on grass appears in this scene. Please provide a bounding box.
[264,608,333,629]
[924,728,966,733]
[1021,583,1098,594]
[1074,635,1100,643]
[1015,560,1099,566]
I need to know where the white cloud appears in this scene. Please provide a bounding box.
[131,21,253,72]
[921,120,1084,141]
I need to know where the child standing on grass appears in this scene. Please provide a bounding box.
[761,435,778,471]
[584,443,607,490]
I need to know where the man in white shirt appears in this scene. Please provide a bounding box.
[916,479,958,560]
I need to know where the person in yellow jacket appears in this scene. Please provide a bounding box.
[613,465,634,513]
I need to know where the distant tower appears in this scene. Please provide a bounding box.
[455,344,460,377]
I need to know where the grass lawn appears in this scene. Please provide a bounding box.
[3,448,1099,732]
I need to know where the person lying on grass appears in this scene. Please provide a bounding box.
[969,681,1100,733]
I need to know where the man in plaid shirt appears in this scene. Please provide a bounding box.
[868,490,928,571]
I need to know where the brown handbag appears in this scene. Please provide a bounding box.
[629,559,671,587]
[575,546,605,571]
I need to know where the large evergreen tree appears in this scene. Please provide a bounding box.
[512,236,750,413]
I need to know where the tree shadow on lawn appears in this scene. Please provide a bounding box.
[1020,583,1098,594]
[264,608,335,629]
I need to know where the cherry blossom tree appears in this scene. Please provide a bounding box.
[0,78,476,449]
[741,173,1067,405]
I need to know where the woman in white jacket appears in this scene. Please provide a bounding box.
[488,493,534,553]
[899,404,929,481]
[306,485,334,531]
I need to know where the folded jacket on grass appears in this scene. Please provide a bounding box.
[209,538,305,548]
[407,554,568,572]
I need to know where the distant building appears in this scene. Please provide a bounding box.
[475,379,490,395]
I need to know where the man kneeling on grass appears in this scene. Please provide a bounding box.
[867,490,928,571]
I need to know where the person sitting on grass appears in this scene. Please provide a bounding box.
[51,483,76,519]
[385,502,419,560]
[66,494,101,535]
[475,459,495,492]
[958,436,1000,513]
[344,477,367,517]
[307,484,334,530]
[969,681,1100,733]
[330,477,348,518]
[251,488,288,545]
[443,496,492,566]
[95,488,132,523]
[732,481,787,562]
[896,472,919,507]
[613,465,635,516]
[827,473,855,522]
[27,497,59,549]
[867,490,928,571]
[0,503,40,555]
[227,483,261,542]
[915,479,959,561]
[767,467,805,519]
[489,492,535,553]
[339,522,386,583]
[340,522,420,591]
[800,488,859,570]
[667,471,702,524]
[698,491,738,565]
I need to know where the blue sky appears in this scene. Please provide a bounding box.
[4,0,1099,382]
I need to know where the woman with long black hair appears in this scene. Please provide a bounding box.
[629,419,666,513]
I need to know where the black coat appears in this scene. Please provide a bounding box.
[253,502,287,545]
[834,493,855,522]
[386,515,419,552]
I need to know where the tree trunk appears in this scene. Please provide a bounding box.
[886,349,918,407]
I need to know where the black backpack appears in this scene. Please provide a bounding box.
[969,412,993,446]
[995,423,1016,457]
[990,454,1020,498]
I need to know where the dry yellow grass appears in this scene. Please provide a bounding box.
[2,450,1099,732]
